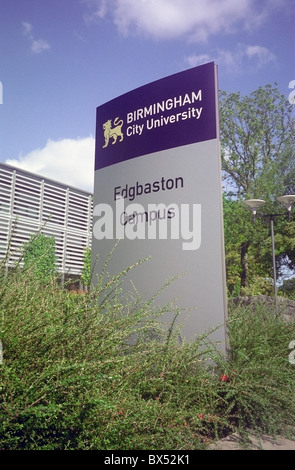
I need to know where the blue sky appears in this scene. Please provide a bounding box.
[0,0,294,192]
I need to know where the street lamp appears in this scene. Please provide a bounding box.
[243,195,295,314]
[243,199,266,223]
[277,195,295,220]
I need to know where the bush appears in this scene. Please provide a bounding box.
[221,303,295,436]
[0,248,295,449]
[23,234,57,282]
[81,246,92,290]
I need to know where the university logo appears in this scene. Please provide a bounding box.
[102,117,124,148]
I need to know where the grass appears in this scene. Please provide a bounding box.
[0,257,295,450]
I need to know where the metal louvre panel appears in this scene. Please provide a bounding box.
[0,163,93,275]
[0,218,10,257]
[0,168,13,214]
[64,231,88,274]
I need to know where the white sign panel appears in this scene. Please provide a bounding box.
[92,63,228,350]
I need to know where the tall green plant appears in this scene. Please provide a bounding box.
[81,246,91,290]
[23,234,57,282]
[220,84,295,290]
[220,84,294,199]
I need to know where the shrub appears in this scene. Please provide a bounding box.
[0,245,294,449]
[81,246,92,291]
[221,303,295,436]
[23,234,57,282]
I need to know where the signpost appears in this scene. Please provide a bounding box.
[92,62,228,351]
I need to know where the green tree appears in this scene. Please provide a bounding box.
[220,84,295,291]
[81,246,91,290]
[220,84,294,198]
[23,234,57,283]
[278,276,295,299]
[223,196,277,296]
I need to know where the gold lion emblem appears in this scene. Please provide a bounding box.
[102,117,124,148]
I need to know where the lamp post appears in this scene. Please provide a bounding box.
[243,195,295,314]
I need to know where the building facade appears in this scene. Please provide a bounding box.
[0,162,93,277]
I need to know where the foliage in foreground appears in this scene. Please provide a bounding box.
[23,234,57,282]
[0,260,295,450]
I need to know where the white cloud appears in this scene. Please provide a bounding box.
[22,21,51,54]
[6,137,95,193]
[82,0,108,22]
[245,45,277,67]
[84,0,288,41]
[22,21,33,36]
[31,39,51,54]
[186,54,212,68]
[185,43,276,73]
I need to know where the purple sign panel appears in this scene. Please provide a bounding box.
[95,62,217,170]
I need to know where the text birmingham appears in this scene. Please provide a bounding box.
[126,90,203,135]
